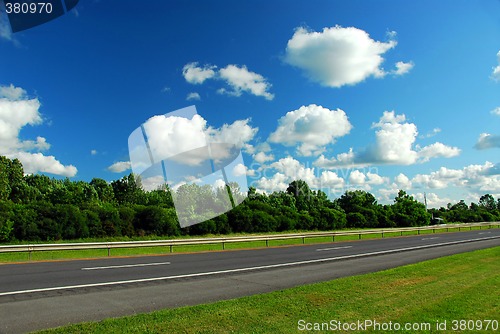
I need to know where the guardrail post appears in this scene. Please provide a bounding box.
[302,237,305,244]
[266,239,269,247]
[222,242,225,250]
[418,229,420,235]
[382,232,384,238]
[170,245,173,253]
[28,245,33,261]
[359,233,361,240]
[332,235,335,242]
[107,245,110,257]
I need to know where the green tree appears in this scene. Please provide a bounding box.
[392,190,430,227]
[90,178,115,203]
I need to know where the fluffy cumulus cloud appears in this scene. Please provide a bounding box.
[128,113,258,170]
[394,173,412,189]
[492,50,500,81]
[269,104,352,156]
[182,62,274,100]
[186,92,201,101]
[284,26,412,88]
[232,163,254,177]
[475,133,500,150]
[393,61,414,75]
[251,156,396,195]
[315,111,460,168]
[491,107,500,116]
[413,192,453,209]
[410,163,500,194]
[253,151,274,164]
[218,65,274,100]
[107,161,131,173]
[417,142,461,162]
[0,84,77,177]
[182,62,216,84]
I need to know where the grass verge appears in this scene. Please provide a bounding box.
[0,224,498,263]
[37,246,500,333]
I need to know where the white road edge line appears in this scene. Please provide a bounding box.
[316,246,353,252]
[81,262,171,271]
[0,235,498,297]
[421,237,440,240]
[478,232,491,235]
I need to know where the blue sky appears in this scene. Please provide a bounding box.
[0,0,499,207]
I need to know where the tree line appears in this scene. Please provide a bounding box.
[0,156,499,242]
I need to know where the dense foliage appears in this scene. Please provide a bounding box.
[0,156,499,242]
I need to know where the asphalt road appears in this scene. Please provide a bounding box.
[0,229,498,333]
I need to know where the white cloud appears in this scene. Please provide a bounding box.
[218,65,274,100]
[270,157,317,187]
[91,149,98,155]
[475,133,500,149]
[131,114,258,168]
[349,170,366,185]
[417,142,461,162]
[141,175,166,191]
[269,104,352,156]
[253,151,274,164]
[0,84,77,177]
[410,163,500,194]
[207,118,258,148]
[491,107,500,116]
[394,173,412,189]
[182,62,216,84]
[141,114,208,166]
[13,152,77,177]
[314,148,358,168]
[0,84,26,100]
[253,172,288,193]
[213,178,226,189]
[314,111,459,167]
[366,172,388,185]
[393,61,414,75]
[183,62,274,100]
[284,25,408,87]
[413,192,452,209]
[368,111,419,164]
[107,161,131,173]
[492,50,500,81]
[319,171,345,188]
[21,136,50,151]
[186,92,201,101]
[232,163,254,177]
[253,156,346,194]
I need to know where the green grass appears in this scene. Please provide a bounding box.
[0,224,498,263]
[37,246,500,333]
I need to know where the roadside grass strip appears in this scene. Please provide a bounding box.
[37,246,500,333]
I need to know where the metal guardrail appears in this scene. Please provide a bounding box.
[0,222,498,259]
